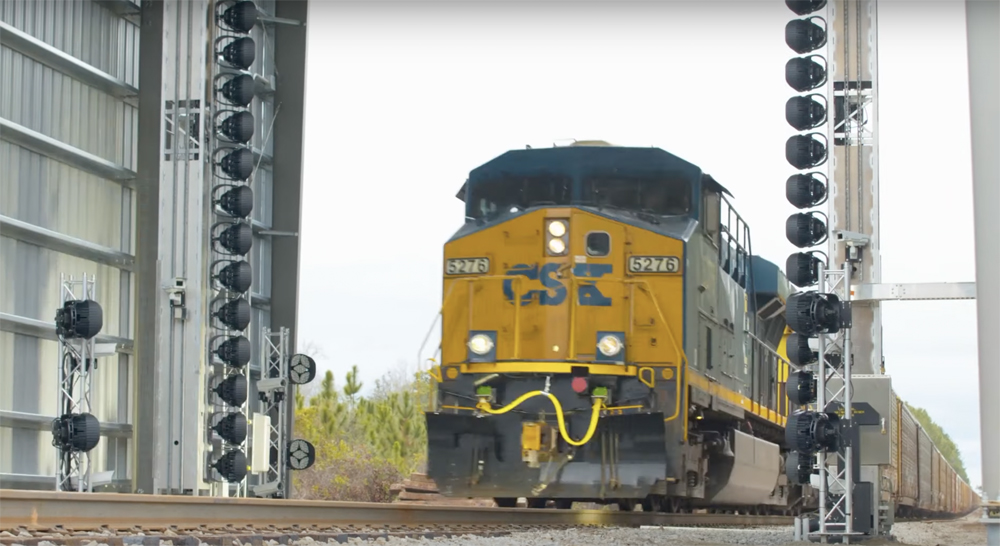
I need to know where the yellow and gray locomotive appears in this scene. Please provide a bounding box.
[425,141,802,513]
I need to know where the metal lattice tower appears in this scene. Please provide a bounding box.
[254,327,290,498]
[53,273,105,492]
[813,258,862,540]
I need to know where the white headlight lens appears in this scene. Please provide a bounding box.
[468,334,494,355]
[548,220,567,237]
[597,335,623,357]
[548,238,566,254]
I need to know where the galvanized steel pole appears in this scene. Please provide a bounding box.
[965,0,1000,543]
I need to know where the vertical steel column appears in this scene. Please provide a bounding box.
[134,0,212,495]
[816,263,829,538]
[270,0,311,478]
[965,0,1000,542]
[842,262,854,535]
[825,0,880,377]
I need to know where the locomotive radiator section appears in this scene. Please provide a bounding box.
[703,429,784,507]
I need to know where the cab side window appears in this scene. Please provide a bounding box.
[702,189,720,247]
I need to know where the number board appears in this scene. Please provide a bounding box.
[628,255,681,274]
[445,257,490,275]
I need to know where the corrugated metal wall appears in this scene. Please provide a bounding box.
[0,0,139,489]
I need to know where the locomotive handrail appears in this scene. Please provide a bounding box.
[746,330,796,370]
[623,278,688,423]
[452,274,525,359]
[416,280,460,371]
[423,275,526,366]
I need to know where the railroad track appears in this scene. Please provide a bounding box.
[0,489,792,545]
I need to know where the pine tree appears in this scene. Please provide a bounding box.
[343,364,363,406]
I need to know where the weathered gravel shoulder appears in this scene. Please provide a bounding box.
[377,526,809,546]
[888,512,987,546]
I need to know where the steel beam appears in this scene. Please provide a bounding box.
[965,0,1000,541]
[850,282,976,302]
[0,410,132,439]
[92,0,142,25]
[270,2,310,492]
[0,118,137,187]
[0,215,135,271]
[0,21,138,105]
[250,293,271,310]
[134,0,212,496]
[0,474,131,491]
[0,312,133,352]
[133,0,167,496]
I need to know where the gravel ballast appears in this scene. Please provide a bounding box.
[5,513,988,546]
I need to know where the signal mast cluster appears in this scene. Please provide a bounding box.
[205,0,318,497]
[781,0,884,542]
[205,0,261,494]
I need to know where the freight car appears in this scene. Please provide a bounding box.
[893,397,980,519]
[422,141,978,523]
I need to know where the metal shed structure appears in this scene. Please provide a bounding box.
[0,0,309,496]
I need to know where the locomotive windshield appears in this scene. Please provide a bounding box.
[461,146,708,223]
[581,175,692,216]
[466,174,573,220]
[465,174,693,220]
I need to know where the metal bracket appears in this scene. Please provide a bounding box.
[850,282,976,302]
[835,230,870,263]
[840,301,853,328]
[167,278,187,320]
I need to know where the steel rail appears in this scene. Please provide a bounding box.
[0,490,792,531]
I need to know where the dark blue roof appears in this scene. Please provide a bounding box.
[750,255,792,303]
[457,145,731,200]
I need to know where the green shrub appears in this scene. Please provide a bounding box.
[290,365,433,501]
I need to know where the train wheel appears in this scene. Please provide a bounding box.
[494,497,517,508]
[554,499,573,509]
[618,499,638,512]
[642,496,662,513]
[526,498,547,509]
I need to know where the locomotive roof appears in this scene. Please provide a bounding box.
[455,145,732,202]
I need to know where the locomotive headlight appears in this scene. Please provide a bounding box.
[468,334,494,355]
[548,238,566,255]
[597,335,623,357]
[547,220,567,237]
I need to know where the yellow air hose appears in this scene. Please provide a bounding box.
[474,390,604,447]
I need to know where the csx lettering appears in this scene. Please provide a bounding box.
[502,263,613,307]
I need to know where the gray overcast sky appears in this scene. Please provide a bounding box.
[295,0,982,489]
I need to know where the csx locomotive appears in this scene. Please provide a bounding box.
[423,141,979,518]
[425,141,802,513]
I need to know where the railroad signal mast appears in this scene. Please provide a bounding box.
[136,0,310,497]
[252,327,318,498]
[205,0,262,497]
[782,0,884,541]
[53,273,111,492]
